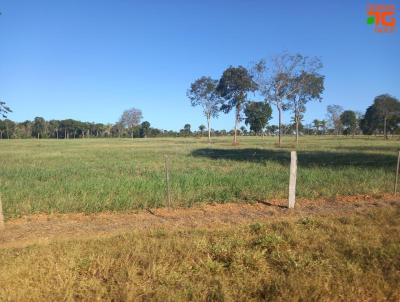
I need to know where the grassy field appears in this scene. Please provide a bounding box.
[1,136,399,301]
[0,136,399,217]
[0,201,399,301]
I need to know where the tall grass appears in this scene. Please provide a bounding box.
[0,136,398,217]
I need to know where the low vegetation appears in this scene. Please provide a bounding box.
[0,202,399,301]
[0,136,398,218]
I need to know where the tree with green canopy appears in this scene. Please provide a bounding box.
[181,123,191,136]
[360,94,400,139]
[288,71,324,144]
[32,117,47,139]
[217,66,257,144]
[340,110,357,136]
[244,101,272,135]
[198,124,206,136]
[140,121,151,138]
[187,76,221,143]
[48,120,60,139]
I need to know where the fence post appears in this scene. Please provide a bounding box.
[164,155,171,207]
[288,151,297,209]
[0,194,4,229]
[395,151,400,195]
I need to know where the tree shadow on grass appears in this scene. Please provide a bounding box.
[334,145,400,153]
[191,148,397,169]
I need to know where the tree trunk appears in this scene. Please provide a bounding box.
[278,105,282,147]
[384,116,387,140]
[207,116,211,144]
[233,106,239,145]
[295,116,299,146]
[38,133,40,139]
[131,129,134,140]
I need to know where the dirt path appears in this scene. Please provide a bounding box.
[0,194,398,249]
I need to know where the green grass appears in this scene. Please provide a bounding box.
[0,136,398,217]
[0,203,399,301]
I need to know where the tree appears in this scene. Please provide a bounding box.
[103,124,113,137]
[320,120,327,134]
[179,124,191,137]
[140,121,151,138]
[114,121,125,138]
[253,53,322,146]
[266,125,279,135]
[60,119,71,138]
[187,77,221,143]
[0,119,15,139]
[32,117,46,139]
[48,120,60,139]
[360,94,400,138]
[0,120,6,139]
[326,105,344,135]
[288,71,324,144]
[312,119,323,134]
[18,120,32,138]
[303,123,314,135]
[240,125,247,136]
[244,101,272,135]
[119,108,143,139]
[0,100,12,118]
[376,94,399,139]
[340,110,357,136]
[217,66,257,144]
[198,124,206,136]
[183,123,191,135]
[355,111,364,135]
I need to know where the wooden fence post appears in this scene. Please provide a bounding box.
[288,151,297,209]
[164,155,171,207]
[395,151,400,195]
[0,194,4,229]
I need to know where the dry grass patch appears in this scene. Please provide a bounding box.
[0,202,399,301]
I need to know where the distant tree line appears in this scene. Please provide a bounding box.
[1,93,399,140]
[0,105,172,139]
[1,55,399,141]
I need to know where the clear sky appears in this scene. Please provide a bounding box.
[0,0,399,131]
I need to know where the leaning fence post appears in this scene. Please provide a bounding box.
[164,155,172,207]
[0,194,4,229]
[288,151,297,209]
[395,151,400,195]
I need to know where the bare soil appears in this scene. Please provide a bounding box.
[1,194,398,249]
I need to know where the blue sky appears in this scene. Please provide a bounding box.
[0,0,399,130]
